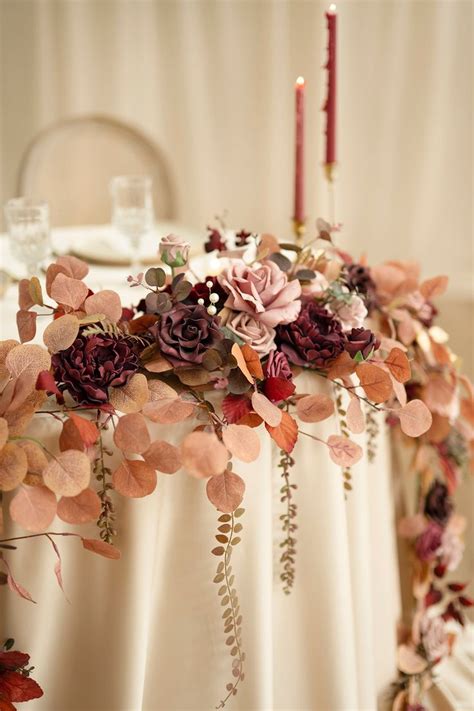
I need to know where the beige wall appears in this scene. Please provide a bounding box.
[0,0,472,371]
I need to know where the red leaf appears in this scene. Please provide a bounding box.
[0,671,43,703]
[0,651,29,670]
[434,564,446,578]
[35,370,64,403]
[263,377,295,403]
[459,596,474,607]
[222,394,252,424]
[447,582,468,593]
[265,411,298,453]
[16,310,37,343]
[424,587,443,607]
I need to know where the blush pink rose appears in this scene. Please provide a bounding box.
[220,309,276,356]
[218,260,301,328]
[328,293,368,332]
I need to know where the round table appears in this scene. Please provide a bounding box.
[0,226,470,711]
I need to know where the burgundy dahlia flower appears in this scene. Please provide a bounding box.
[344,327,380,359]
[424,481,453,526]
[52,333,139,405]
[155,303,222,367]
[276,303,344,369]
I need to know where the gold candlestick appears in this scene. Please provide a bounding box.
[324,162,337,227]
[292,218,306,247]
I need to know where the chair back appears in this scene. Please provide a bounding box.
[17,115,175,226]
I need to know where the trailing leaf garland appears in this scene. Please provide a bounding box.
[0,222,471,711]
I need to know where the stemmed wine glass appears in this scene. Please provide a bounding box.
[4,198,51,277]
[110,175,154,271]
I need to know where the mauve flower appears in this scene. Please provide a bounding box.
[218,260,301,328]
[52,333,139,405]
[344,327,380,359]
[345,263,376,297]
[424,481,453,526]
[420,615,448,660]
[155,303,222,367]
[406,291,438,328]
[415,522,443,562]
[276,303,345,369]
[264,349,293,381]
[159,234,190,267]
[438,529,464,571]
[220,309,276,356]
[328,292,368,332]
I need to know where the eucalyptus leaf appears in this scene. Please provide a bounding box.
[145,267,166,287]
[268,252,292,272]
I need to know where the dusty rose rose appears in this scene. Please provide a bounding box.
[159,234,190,267]
[218,260,301,328]
[419,615,448,660]
[155,303,222,366]
[300,272,329,302]
[328,293,368,332]
[264,349,293,381]
[415,522,443,562]
[438,529,464,571]
[220,309,276,356]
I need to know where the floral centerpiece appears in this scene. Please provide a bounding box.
[0,220,471,710]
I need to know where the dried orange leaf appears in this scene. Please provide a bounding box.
[296,393,334,423]
[9,484,57,532]
[147,379,177,400]
[82,538,121,559]
[181,431,229,478]
[3,558,36,603]
[5,343,51,380]
[109,373,149,414]
[397,399,433,437]
[240,344,264,380]
[28,276,43,306]
[56,254,89,279]
[346,397,365,434]
[67,413,99,447]
[16,310,37,343]
[113,413,151,454]
[419,275,448,300]
[265,411,298,453]
[57,488,101,524]
[142,440,181,474]
[385,348,411,383]
[356,362,392,403]
[222,424,261,463]
[0,443,28,491]
[0,340,19,381]
[206,470,245,513]
[112,459,157,497]
[17,440,48,474]
[326,435,363,467]
[144,353,173,373]
[18,279,35,310]
[50,272,89,310]
[327,351,356,380]
[231,343,254,384]
[59,418,86,452]
[84,290,122,323]
[43,449,91,496]
[142,398,195,424]
[251,392,282,427]
[43,314,80,354]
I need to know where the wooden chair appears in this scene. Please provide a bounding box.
[17,115,175,227]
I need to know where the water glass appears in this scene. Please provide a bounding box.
[110,176,154,268]
[4,198,51,276]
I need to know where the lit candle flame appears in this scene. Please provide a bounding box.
[296,76,305,87]
[328,3,337,12]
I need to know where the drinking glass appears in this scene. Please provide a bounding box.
[110,175,154,269]
[4,198,51,276]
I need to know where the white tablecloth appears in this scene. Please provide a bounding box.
[0,227,470,710]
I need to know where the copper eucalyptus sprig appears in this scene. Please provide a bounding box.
[95,426,116,544]
[365,405,379,463]
[213,509,245,709]
[334,386,353,494]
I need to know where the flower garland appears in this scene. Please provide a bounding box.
[0,221,471,710]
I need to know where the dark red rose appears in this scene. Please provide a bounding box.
[415,522,443,562]
[235,229,252,247]
[52,333,139,405]
[344,327,380,359]
[155,303,222,367]
[424,481,453,526]
[276,303,344,369]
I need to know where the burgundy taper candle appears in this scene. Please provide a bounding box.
[294,76,305,224]
[324,4,337,172]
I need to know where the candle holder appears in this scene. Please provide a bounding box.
[324,163,337,228]
[324,162,337,183]
[292,218,306,246]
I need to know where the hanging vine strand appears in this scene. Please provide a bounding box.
[278,449,297,594]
